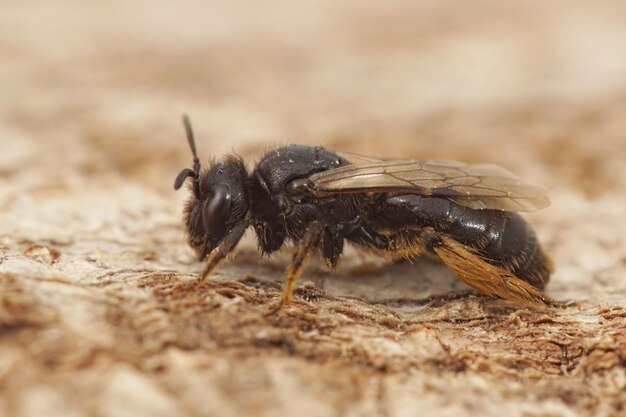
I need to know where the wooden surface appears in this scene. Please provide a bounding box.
[1,1,626,416]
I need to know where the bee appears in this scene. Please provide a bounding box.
[174,116,555,308]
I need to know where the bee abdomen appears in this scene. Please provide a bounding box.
[477,211,552,289]
[379,195,552,289]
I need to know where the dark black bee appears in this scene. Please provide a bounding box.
[174,116,555,308]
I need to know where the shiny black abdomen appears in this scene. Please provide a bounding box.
[379,194,551,289]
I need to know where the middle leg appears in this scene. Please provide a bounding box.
[277,224,323,308]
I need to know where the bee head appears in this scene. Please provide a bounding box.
[174,116,249,260]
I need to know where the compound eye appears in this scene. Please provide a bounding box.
[203,184,231,242]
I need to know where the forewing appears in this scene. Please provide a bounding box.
[336,151,384,165]
[309,159,550,212]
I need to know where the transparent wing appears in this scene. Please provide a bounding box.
[310,157,550,212]
[336,151,384,165]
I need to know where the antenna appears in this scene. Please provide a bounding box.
[173,114,202,197]
[182,114,201,175]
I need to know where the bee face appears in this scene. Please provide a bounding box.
[173,116,250,261]
[182,157,249,260]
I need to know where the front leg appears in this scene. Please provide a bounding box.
[199,221,249,283]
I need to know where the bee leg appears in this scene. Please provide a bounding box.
[198,222,248,283]
[346,223,388,250]
[424,229,557,307]
[273,225,323,311]
[322,228,344,268]
[322,218,388,268]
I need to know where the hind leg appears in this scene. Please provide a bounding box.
[385,227,556,307]
[423,229,556,307]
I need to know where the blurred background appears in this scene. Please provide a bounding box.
[1,1,626,416]
[2,0,626,188]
